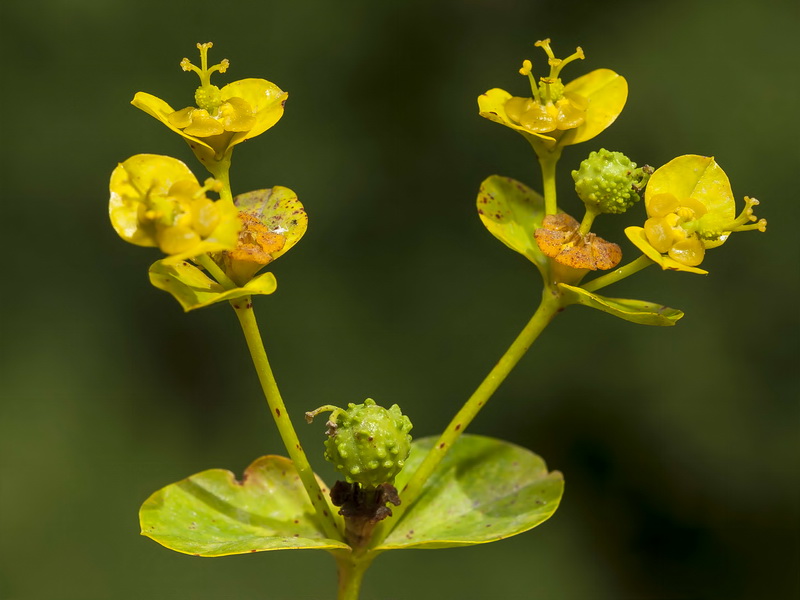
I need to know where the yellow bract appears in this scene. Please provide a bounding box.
[214,187,308,286]
[478,40,627,149]
[625,155,766,274]
[109,154,241,264]
[131,43,287,173]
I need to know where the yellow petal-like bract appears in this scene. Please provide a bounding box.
[109,154,240,263]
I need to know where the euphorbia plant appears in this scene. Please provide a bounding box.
[110,41,765,599]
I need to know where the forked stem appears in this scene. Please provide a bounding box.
[375,288,563,542]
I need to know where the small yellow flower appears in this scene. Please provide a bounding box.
[131,43,287,173]
[478,39,627,150]
[625,155,766,274]
[109,154,240,264]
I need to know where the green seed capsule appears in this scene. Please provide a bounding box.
[308,399,413,488]
[572,149,650,214]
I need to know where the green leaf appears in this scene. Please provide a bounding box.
[139,455,348,556]
[378,435,563,550]
[558,283,684,326]
[148,259,277,311]
[477,176,548,271]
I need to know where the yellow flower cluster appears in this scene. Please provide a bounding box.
[110,43,306,288]
[109,154,240,264]
[131,43,287,175]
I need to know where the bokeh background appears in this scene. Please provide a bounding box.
[2,0,798,598]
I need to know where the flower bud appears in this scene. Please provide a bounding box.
[306,399,413,489]
[572,149,650,214]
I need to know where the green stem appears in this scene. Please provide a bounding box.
[233,301,344,541]
[581,254,653,292]
[376,288,563,540]
[536,146,562,216]
[194,253,237,289]
[206,151,234,203]
[335,554,374,600]
[578,205,599,235]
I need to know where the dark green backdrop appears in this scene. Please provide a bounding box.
[2,0,798,598]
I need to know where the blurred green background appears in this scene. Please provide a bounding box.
[2,0,798,598]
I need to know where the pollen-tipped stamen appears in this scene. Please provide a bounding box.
[519,59,542,104]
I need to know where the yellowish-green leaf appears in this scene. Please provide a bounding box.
[477,176,547,272]
[148,259,277,311]
[378,435,563,550]
[140,455,347,557]
[559,282,684,326]
[233,187,307,261]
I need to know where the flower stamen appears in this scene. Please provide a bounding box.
[518,59,542,104]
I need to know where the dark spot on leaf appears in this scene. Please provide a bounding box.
[275,408,281,417]
[294,519,300,524]
[438,443,445,449]
[455,424,462,431]
[250,549,257,552]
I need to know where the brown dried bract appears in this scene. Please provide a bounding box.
[330,481,401,551]
[228,212,286,265]
[534,213,622,270]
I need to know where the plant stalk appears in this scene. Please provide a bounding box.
[582,254,653,292]
[335,553,374,600]
[536,146,562,215]
[194,253,237,289]
[233,300,344,541]
[375,288,563,541]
